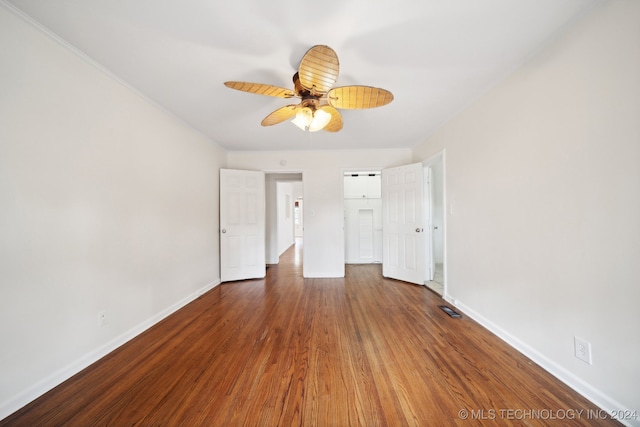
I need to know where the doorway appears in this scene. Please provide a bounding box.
[265,173,303,266]
[342,154,443,296]
[343,171,383,264]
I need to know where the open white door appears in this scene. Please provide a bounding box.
[220,169,266,282]
[425,166,435,281]
[382,162,425,285]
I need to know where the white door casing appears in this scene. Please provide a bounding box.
[382,163,425,285]
[220,169,266,282]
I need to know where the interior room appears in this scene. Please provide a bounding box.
[1,0,638,425]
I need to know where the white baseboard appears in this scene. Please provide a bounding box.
[0,279,221,421]
[303,272,345,278]
[444,295,637,427]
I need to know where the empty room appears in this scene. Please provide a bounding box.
[1,0,638,425]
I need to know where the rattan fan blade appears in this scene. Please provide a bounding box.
[261,104,301,126]
[327,86,394,109]
[318,105,343,132]
[224,81,296,98]
[298,45,339,95]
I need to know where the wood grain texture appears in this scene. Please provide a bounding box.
[261,105,300,126]
[298,45,339,95]
[224,82,296,98]
[2,241,620,426]
[328,86,393,110]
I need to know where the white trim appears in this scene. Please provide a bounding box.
[0,279,221,421]
[303,270,345,278]
[444,296,637,427]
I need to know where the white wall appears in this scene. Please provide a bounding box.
[0,5,226,418]
[228,149,412,277]
[413,1,640,419]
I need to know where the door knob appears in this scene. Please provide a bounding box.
[221,229,226,233]
[416,228,422,232]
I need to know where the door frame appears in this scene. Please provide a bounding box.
[421,150,447,297]
[264,171,304,268]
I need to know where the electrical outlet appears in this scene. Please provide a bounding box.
[574,336,592,364]
[98,310,108,327]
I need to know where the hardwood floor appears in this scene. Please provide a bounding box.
[2,240,619,426]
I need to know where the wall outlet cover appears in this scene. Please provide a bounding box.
[574,336,592,364]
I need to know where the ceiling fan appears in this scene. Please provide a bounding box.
[224,45,393,132]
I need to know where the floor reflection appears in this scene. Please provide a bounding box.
[293,237,302,266]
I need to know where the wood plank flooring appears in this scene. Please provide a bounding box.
[2,240,619,426]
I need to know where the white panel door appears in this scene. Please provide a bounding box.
[382,163,425,285]
[220,169,265,282]
[425,166,435,281]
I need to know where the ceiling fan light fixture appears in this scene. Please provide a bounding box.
[291,107,331,132]
[291,107,313,131]
[309,109,331,132]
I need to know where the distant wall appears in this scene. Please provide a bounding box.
[228,149,412,277]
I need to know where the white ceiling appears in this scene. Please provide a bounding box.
[6,0,600,151]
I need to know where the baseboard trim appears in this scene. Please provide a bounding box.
[0,279,221,421]
[444,295,636,427]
